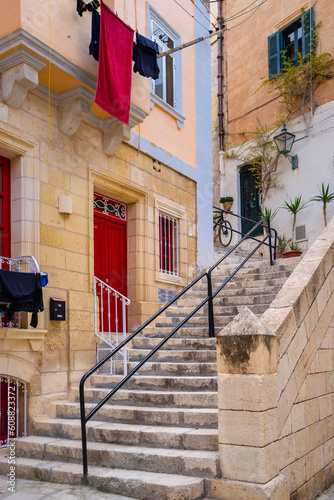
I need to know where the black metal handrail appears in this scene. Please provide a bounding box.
[213,205,278,258]
[80,215,275,477]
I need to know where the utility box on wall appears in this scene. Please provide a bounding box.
[50,297,66,321]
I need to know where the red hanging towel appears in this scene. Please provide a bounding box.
[94,1,134,125]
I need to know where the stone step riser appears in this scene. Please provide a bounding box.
[33,420,219,451]
[165,294,276,314]
[88,375,218,392]
[131,336,216,349]
[55,403,219,428]
[73,389,218,408]
[129,350,217,363]
[0,458,205,500]
[16,439,220,479]
[161,304,269,322]
[96,362,218,376]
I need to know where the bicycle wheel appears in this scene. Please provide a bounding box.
[218,220,232,247]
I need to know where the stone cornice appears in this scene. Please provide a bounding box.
[0,28,97,89]
[0,47,46,72]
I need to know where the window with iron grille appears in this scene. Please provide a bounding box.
[159,213,179,276]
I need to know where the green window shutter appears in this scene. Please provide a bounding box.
[302,7,314,57]
[268,32,281,78]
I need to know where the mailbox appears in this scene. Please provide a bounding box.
[50,297,66,321]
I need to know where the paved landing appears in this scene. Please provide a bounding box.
[0,475,135,500]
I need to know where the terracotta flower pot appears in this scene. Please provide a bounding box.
[276,251,284,259]
[223,201,233,211]
[283,250,302,258]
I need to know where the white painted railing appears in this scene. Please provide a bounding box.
[94,277,130,375]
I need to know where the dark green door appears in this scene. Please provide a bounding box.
[240,166,262,237]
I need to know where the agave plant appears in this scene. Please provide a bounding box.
[310,183,334,227]
[282,195,310,241]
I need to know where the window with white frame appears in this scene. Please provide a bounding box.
[148,4,183,124]
[159,213,179,276]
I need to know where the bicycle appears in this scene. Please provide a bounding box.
[213,209,233,247]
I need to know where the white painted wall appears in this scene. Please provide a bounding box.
[220,100,334,252]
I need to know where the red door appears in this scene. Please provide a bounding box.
[0,156,10,258]
[94,195,127,333]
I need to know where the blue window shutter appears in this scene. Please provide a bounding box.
[302,7,314,57]
[268,32,281,78]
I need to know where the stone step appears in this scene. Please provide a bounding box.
[162,304,269,322]
[54,402,219,428]
[131,336,217,351]
[89,374,218,391]
[191,276,288,292]
[129,348,217,363]
[0,457,205,500]
[16,436,220,479]
[166,294,276,314]
[33,418,219,451]
[143,325,226,338]
[109,361,218,376]
[73,387,218,408]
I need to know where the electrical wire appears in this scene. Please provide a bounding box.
[45,0,52,165]
[194,1,218,24]
[171,0,214,32]
[226,0,267,31]
[223,0,263,22]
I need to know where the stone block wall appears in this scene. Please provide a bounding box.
[0,88,197,419]
[214,216,334,499]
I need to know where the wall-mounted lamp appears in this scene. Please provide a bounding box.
[273,124,298,170]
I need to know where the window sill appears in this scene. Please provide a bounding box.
[156,271,186,287]
[150,93,185,129]
[0,328,47,351]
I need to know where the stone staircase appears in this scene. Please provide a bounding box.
[0,254,300,499]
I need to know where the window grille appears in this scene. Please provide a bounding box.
[0,376,27,448]
[159,213,179,276]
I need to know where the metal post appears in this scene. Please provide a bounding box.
[207,273,215,338]
[267,216,273,266]
[79,379,88,478]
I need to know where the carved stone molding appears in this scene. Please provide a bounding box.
[59,97,89,136]
[103,122,131,156]
[0,49,46,109]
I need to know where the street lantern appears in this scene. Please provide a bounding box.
[273,124,298,169]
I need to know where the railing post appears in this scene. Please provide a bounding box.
[267,216,273,266]
[207,272,215,338]
[79,379,88,478]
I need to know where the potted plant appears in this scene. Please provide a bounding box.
[260,206,278,235]
[276,234,291,259]
[283,241,302,259]
[310,183,334,227]
[220,196,233,212]
[282,195,310,241]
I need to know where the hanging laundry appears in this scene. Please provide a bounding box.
[77,0,87,17]
[0,270,44,328]
[89,7,100,61]
[94,1,134,125]
[133,33,160,80]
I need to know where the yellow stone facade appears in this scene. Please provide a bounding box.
[0,0,212,431]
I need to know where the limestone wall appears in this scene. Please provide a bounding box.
[262,216,334,498]
[215,216,334,499]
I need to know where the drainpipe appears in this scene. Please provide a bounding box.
[217,0,224,152]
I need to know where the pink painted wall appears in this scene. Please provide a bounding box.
[1,0,197,168]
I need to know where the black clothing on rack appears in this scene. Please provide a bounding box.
[0,270,44,328]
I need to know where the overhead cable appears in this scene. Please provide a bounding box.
[158,0,268,59]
